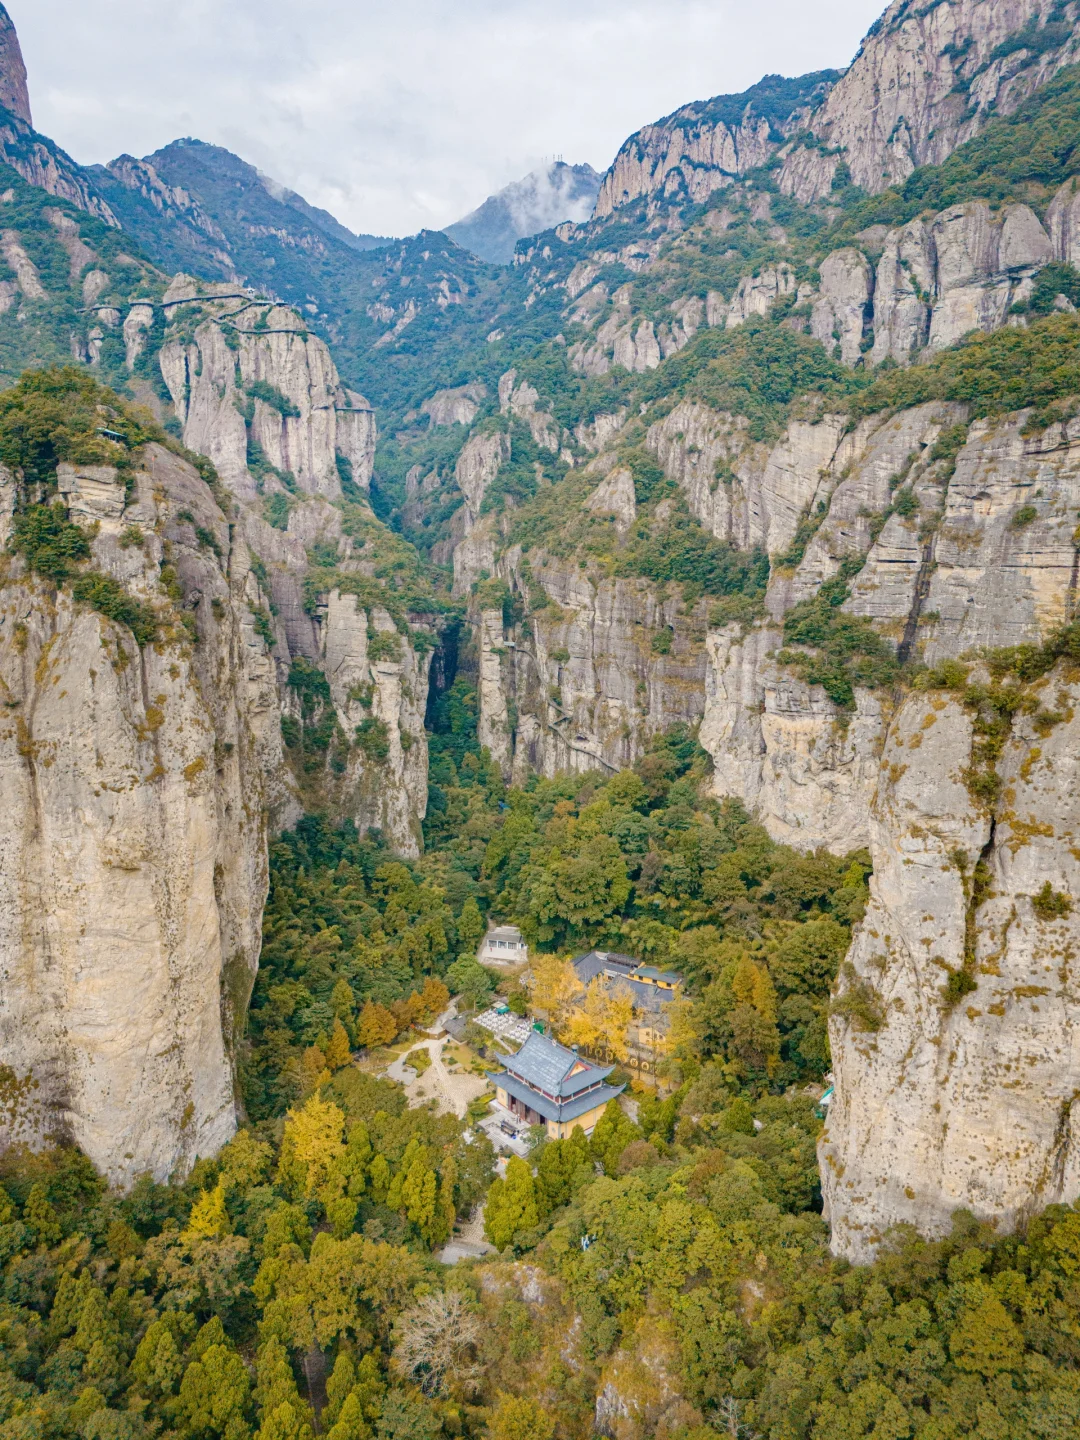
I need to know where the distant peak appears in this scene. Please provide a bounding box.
[0,3,32,126]
[445,161,603,264]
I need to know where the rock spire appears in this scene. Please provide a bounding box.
[0,4,31,127]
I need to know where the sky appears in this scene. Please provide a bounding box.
[13,0,887,239]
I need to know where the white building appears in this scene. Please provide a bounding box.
[478,925,528,966]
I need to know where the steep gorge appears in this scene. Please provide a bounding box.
[1,0,1080,1269]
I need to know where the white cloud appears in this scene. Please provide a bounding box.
[11,0,887,236]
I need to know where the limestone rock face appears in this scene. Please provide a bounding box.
[585,467,636,533]
[811,249,874,366]
[1046,178,1080,264]
[499,372,560,450]
[789,197,1059,367]
[593,112,772,218]
[701,628,887,854]
[725,264,797,330]
[590,4,1078,221]
[421,382,486,427]
[846,410,1080,656]
[647,401,845,556]
[454,429,510,525]
[319,589,431,857]
[563,177,1077,392]
[0,4,31,125]
[158,279,375,502]
[0,446,285,1186]
[0,116,118,228]
[823,678,1080,1260]
[780,0,1080,202]
[472,552,712,783]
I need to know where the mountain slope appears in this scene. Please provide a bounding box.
[594,68,841,217]
[91,139,392,299]
[446,160,601,263]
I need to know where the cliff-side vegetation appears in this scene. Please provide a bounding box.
[0,162,164,391]
[1,367,223,646]
[3,730,1080,1438]
[846,312,1080,431]
[837,60,1080,234]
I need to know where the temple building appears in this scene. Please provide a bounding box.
[569,950,686,1076]
[490,1031,625,1138]
[477,924,528,966]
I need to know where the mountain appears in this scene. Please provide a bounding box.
[594,68,841,217]
[7,6,1080,1420]
[445,160,602,263]
[90,138,392,297]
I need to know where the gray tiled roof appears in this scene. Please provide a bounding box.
[572,949,637,985]
[502,1030,614,1097]
[495,1071,625,1124]
[623,978,668,1013]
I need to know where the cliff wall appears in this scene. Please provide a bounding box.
[0,444,284,1186]
[591,0,1080,218]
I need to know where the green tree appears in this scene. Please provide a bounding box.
[445,956,495,1009]
[131,1320,184,1395]
[535,1130,589,1216]
[24,1182,62,1244]
[179,1344,252,1439]
[457,896,486,952]
[327,1392,371,1440]
[324,1355,355,1427]
[487,1394,555,1440]
[331,978,357,1040]
[949,1290,1024,1377]
[484,1157,539,1250]
[325,1018,353,1071]
[374,1390,441,1440]
[589,1100,641,1177]
[254,1338,314,1440]
[525,835,631,942]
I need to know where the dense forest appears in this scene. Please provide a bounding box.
[4,693,1080,1439]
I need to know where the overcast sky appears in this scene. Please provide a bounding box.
[13,1,886,238]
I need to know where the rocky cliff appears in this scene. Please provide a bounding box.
[0,2,30,126]
[157,275,376,503]
[780,0,1080,203]
[0,439,284,1187]
[592,1,1080,219]
[2,0,1080,1256]
[592,71,839,219]
[0,269,436,1180]
[144,280,432,857]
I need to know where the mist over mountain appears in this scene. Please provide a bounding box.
[445,160,602,263]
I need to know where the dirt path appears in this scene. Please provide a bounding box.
[385,1036,489,1119]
